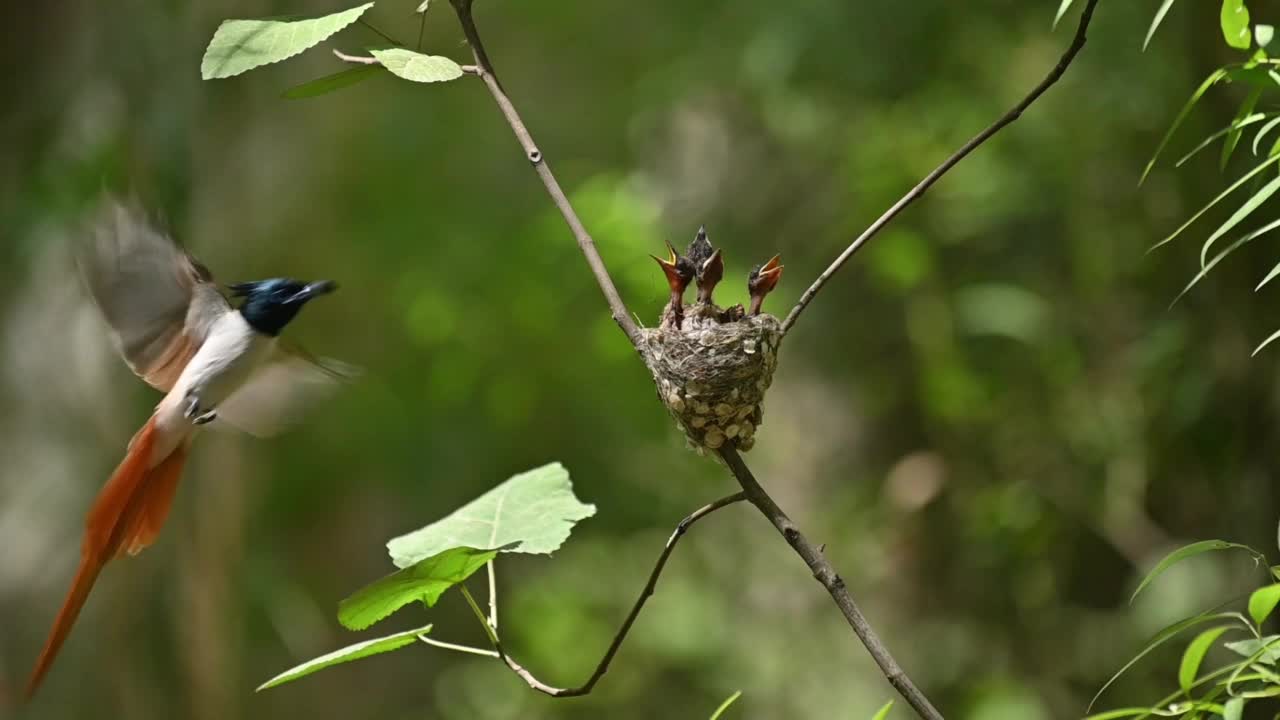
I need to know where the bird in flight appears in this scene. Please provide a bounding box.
[25,199,353,700]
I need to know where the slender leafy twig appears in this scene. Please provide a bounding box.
[446,0,643,350]
[460,492,748,697]
[779,0,1101,336]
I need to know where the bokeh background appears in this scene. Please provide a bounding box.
[3,1,1279,718]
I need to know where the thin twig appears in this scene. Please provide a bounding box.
[461,492,748,697]
[447,0,644,349]
[718,446,943,720]
[779,0,1101,335]
[358,18,403,47]
[418,635,499,658]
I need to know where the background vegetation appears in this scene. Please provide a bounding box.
[2,1,1279,718]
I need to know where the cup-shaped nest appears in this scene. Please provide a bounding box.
[641,310,782,453]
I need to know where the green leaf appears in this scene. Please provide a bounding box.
[1053,0,1075,28]
[370,48,463,83]
[256,623,432,691]
[1224,635,1280,663]
[1223,697,1244,720]
[1200,172,1280,266]
[1175,113,1268,167]
[1177,217,1280,307]
[1144,0,1179,50]
[870,700,894,720]
[1141,68,1230,185]
[709,690,743,720]
[1255,325,1280,356]
[201,3,374,80]
[1088,612,1249,712]
[1222,87,1263,168]
[1180,626,1231,692]
[1250,116,1280,155]
[1249,584,1280,626]
[388,462,596,567]
[1132,541,1267,603]
[1222,0,1252,50]
[1258,24,1275,48]
[1256,259,1280,291]
[338,547,497,631]
[1149,153,1280,253]
[282,65,380,99]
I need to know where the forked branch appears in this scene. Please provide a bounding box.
[459,492,747,697]
[446,0,1102,716]
[780,0,1100,335]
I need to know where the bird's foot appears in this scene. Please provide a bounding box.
[184,393,218,425]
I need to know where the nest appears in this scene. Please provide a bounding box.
[641,306,782,453]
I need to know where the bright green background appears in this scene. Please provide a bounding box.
[2,1,1278,718]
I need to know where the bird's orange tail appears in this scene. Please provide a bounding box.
[25,417,189,700]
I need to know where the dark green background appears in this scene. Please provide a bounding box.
[2,1,1277,718]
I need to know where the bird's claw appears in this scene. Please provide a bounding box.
[184,392,218,425]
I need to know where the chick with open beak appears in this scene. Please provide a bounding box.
[686,226,724,305]
[747,255,783,316]
[650,241,695,329]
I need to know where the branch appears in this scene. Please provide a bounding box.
[462,492,748,697]
[447,0,644,349]
[779,0,1101,335]
[446,0,955,714]
[718,447,943,720]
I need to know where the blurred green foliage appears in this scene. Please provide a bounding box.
[4,1,1280,719]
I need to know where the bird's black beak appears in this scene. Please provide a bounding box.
[288,280,338,304]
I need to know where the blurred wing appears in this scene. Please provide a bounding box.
[214,343,358,437]
[78,200,229,391]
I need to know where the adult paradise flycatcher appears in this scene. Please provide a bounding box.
[25,200,353,699]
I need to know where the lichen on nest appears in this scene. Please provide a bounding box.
[641,307,782,453]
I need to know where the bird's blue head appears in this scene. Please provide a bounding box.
[229,278,337,336]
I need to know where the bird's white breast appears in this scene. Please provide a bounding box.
[155,312,274,441]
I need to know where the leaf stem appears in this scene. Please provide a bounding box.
[487,560,499,631]
[460,584,499,646]
[418,635,499,658]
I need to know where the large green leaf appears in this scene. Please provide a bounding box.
[339,547,498,631]
[1221,0,1252,50]
[257,623,432,691]
[282,65,380,99]
[1249,584,1280,626]
[1224,634,1280,663]
[1088,612,1249,711]
[1149,154,1280,253]
[1131,541,1266,603]
[370,48,464,83]
[1199,172,1280,266]
[201,3,374,80]
[388,462,596,568]
[1141,68,1231,185]
[1144,0,1179,50]
[1223,697,1244,720]
[1222,87,1263,169]
[1179,626,1231,692]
